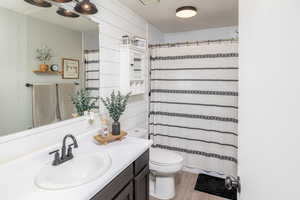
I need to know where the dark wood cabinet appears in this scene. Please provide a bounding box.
[134,150,149,176]
[114,182,134,200]
[134,165,149,200]
[90,150,149,200]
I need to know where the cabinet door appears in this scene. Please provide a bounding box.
[114,182,134,200]
[134,150,149,176]
[134,165,149,200]
[90,165,133,200]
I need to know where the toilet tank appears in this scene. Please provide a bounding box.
[127,128,148,139]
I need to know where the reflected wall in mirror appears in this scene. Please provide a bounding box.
[0,1,100,137]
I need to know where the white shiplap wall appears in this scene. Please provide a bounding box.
[91,0,163,130]
[0,0,164,163]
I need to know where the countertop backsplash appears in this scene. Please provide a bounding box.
[0,116,100,164]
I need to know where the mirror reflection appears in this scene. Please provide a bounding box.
[0,1,100,137]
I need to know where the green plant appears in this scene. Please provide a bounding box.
[36,45,53,64]
[71,89,98,116]
[100,91,131,122]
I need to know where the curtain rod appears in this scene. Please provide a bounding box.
[25,82,79,87]
[149,38,238,48]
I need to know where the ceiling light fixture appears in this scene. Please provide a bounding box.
[176,6,197,19]
[74,0,98,15]
[24,0,52,8]
[57,7,80,18]
[138,0,160,6]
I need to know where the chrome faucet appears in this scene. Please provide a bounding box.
[49,134,79,166]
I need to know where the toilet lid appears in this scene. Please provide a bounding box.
[150,148,183,166]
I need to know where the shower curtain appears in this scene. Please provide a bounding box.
[84,50,100,111]
[149,41,238,176]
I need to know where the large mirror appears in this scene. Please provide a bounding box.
[0,1,100,137]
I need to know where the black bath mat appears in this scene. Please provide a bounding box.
[194,174,237,200]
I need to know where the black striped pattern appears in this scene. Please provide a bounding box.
[149,133,238,149]
[149,123,238,136]
[86,70,100,73]
[151,67,239,71]
[152,144,238,163]
[150,111,238,123]
[86,87,99,91]
[150,101,238,109]
[84,49,99,53]
[151,79,238,82]
[149,46,239,172]
[86,79,99,81]
[84,50,99,112]
[85,60,99,64]
[150,89,238,96]
[150,53,239,61]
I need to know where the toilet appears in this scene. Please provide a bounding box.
[127,128,183,200]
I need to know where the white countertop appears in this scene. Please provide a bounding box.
[0,130,152,200]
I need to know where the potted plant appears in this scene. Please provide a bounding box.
[36,45,53,72]
[71,89,98,116]
[101,91,131,135]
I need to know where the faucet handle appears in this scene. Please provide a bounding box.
[49,150,60,166]
[49,149,59,155]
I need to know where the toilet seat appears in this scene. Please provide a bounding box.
[150,148,183,166]
[149,148,183,174]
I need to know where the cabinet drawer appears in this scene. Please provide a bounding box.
[114,182,134,200]
[134,150,149,176]
[90,164,134,200]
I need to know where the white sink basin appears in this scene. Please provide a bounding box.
[35,152,111,190]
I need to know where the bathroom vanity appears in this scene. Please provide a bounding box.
[91,150,149,200]
[0,129,152,200]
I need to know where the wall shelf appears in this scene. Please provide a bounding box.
[32,70,62,75]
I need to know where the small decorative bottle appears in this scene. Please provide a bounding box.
[100,113,110,137]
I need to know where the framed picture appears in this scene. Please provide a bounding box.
[62,58,80,79]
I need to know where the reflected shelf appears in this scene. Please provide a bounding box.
[33,70,62,75]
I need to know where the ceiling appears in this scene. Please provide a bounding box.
[0,0,98,32]
[120,0,238,33]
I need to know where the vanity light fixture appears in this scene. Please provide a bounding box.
[74,0,98,15]
[176,6,197,19]
[51,0,72,3]
[57,7,80,18]
[24,0,98,17]
[24,0,52,8]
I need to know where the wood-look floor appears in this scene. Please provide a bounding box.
[150,171,228,200]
